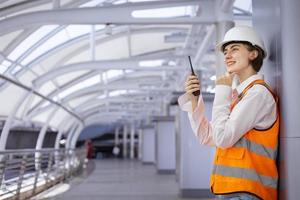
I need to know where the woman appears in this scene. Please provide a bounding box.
[178,26,279,200]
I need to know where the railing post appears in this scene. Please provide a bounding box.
[45,152,53,188]
[32,155,41,196]
[16,154,28,198]
[63,149,69,181]
[67,149,73,178]
[0,155,8,189]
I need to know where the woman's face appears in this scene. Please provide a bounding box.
[223,43,253,75]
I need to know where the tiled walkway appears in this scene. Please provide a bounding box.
[51,159,213,200]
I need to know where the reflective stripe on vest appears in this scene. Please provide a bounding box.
[213,165,278,189]
[234,137,277,160]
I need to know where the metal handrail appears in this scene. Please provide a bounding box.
[0,148,87,200]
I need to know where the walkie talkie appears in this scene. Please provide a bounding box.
[188,56,200,96]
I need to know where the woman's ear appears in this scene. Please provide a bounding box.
[249,50,258,60]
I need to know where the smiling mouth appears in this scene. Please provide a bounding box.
[227,61,235,66]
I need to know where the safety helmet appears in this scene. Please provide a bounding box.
[216,26,267,58]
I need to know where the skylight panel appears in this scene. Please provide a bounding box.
[132,6,195,18]
[109,90,127,97]
[124,70,133,73]
[104,70,123,80]
[56,75,101,99]
[139,59,164,67]
[0,64,8,74]
[97,93,107,99]
[10,65,22,75]
[114,0,160,4]
[129,0,160,2]
[8,25,59,61]
[20,25,105,66]
[40,101,50,108]
[80,0,105,7]
[0,60,12,74]
[65,25,92,38]
[21,29,69,65]
[234,0,252,13]
[2,60,12,67]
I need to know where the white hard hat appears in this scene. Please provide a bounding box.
[216,26,267,58]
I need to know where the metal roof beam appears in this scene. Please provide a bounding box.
[0,73,83,122]
[33,60,184,86]
[0,0,216,35]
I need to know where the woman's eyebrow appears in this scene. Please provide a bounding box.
[224,44,241,52]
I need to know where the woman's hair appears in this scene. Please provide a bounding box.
[222,41,265,72]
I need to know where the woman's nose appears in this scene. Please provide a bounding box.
[224,52,232,60]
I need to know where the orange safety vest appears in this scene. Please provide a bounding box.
[210,80,279,200]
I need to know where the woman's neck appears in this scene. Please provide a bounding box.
[237,65,257,82]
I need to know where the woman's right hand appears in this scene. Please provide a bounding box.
[185,75,200,110]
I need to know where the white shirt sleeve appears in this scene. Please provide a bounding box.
[212,84,277,149]
[178,84,277,149]
[178,93,215,146]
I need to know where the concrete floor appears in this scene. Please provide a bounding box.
[48,159,214,200]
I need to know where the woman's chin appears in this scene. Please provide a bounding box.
[227,68,238,74]
[227,69,234,74]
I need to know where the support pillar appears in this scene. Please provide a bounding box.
[114,127,120,146]
[141,126,155,164]
[176,99,214,198]
[36,106,59,150]
[138,129,142,160]
[215,0,234,77]
[153,116,176,174]
[0,91,30,150]
[215,21,234,77]
[122,125,128,158]
[130,124,135,159]
[252,0,300,199]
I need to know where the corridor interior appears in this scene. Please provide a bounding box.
[34,159,213,200]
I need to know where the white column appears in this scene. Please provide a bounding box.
[35,106,58,170]
[154,116,176,174]
[90,25,95,60]
[55,118,73,150]
[215,0,234,77]
[52,0,60,9]
[215,21,234,77]
[0,91,30,150]
[122,125,128,158]
[130,124,135,159]
[114,127,120,146]
[65,123,78,149]
[138,129,142,160]
[54,117,73,166]
[177,101,214,197]
[70,123,84,149]
[35,106,59,150]
[141,127,155,164]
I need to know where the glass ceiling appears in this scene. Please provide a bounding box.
[0,0,252,132]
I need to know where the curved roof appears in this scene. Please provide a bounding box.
[0,0,252,138]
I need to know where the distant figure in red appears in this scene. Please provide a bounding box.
[85,139,94,159]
